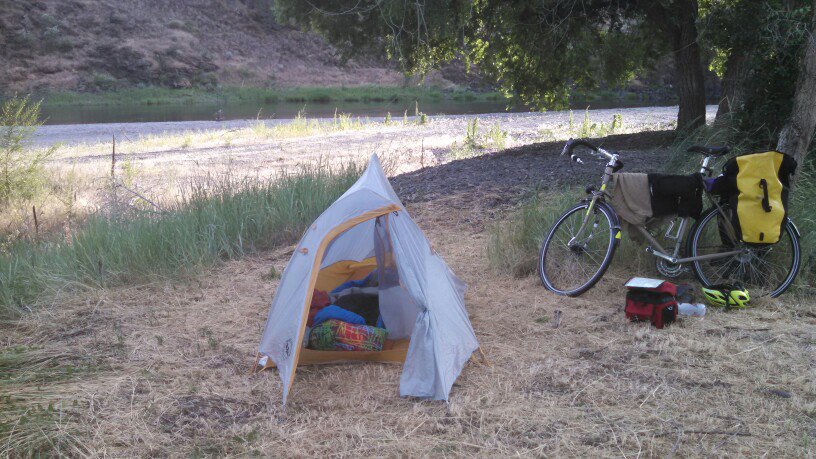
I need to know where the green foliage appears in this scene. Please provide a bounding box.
[0,96,55,206]
[0,163,362,319]
[465,118,480,148]
[91,72,121,91]
[274,0,666,111]
[485,123,508,150]
[451,117,508,159]
[612,113,624,132]
[704,0,813,147]
[569,109,624,138]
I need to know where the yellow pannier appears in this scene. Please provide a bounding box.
[717,151,797,244]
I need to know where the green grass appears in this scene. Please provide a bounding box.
[0,162,363,319]
[36,85,504,108]
[0,345,93,457]
[487,189,581,277]
[789,164,816,286]
[486,186,662,279]
[450,117,509,159]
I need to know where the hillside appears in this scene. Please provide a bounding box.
[0,0,472,94]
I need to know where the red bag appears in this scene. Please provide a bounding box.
[307,289,331,327]
[625,279,677,329]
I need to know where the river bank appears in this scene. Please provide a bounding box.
[30,85,680,125]
[34,105,708,147]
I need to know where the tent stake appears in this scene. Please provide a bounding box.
[248,351,260,375]
[478,347,492,367]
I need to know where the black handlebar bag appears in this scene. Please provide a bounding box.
[711,151,797,244]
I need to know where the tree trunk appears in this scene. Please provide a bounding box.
[672,0,707,132]
[777,8,816,172]
[715,52,748,122]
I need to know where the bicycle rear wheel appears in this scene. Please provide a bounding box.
[539,201,619,296]
[687,206,801,298]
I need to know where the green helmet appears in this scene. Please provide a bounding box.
[701,283,750,309]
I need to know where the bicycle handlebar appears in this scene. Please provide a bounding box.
[561,138,621,169]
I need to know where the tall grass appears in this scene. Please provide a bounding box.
[487,189,580,277]
[487,188,662,278]
[450,117,509,159]
[789,164,816,286]
[0,163,362,319]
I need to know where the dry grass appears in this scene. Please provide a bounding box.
[3,195,814,456]
[3,107,810,455]
[8,116,423,237]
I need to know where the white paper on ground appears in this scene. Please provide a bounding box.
[624,277,665,289]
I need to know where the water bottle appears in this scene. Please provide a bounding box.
[678,302,706,317]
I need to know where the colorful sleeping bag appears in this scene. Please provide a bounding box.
[308,319,388,351]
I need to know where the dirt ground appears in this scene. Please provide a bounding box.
[5,133,814,456]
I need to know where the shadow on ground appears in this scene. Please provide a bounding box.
[392,130,676,207]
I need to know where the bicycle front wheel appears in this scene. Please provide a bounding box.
[539,201,619,296]
[687,206,801,298]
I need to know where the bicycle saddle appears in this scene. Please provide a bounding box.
[687,145,730,156]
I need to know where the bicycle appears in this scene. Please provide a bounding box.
[538,139,801,297]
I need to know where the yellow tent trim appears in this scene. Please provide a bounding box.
[261,338,409,368]
[315,257,378,292]
[278,205,401,387]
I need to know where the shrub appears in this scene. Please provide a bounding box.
[91,73,120,91]
[0,96,55,206]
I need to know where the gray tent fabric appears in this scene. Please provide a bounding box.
[257,154,479,404]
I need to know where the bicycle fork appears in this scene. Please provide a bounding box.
[568,159,619,247]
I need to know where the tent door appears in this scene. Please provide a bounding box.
[375,214,422,340]
[284,205,401,384]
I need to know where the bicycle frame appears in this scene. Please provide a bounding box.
[570,147,748,265]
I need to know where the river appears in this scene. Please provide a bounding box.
[39,97,676,125]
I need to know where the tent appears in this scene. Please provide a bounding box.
[255,154,479,404]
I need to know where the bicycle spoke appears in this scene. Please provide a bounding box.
[691,208,799,297]
[541,204,615,294]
